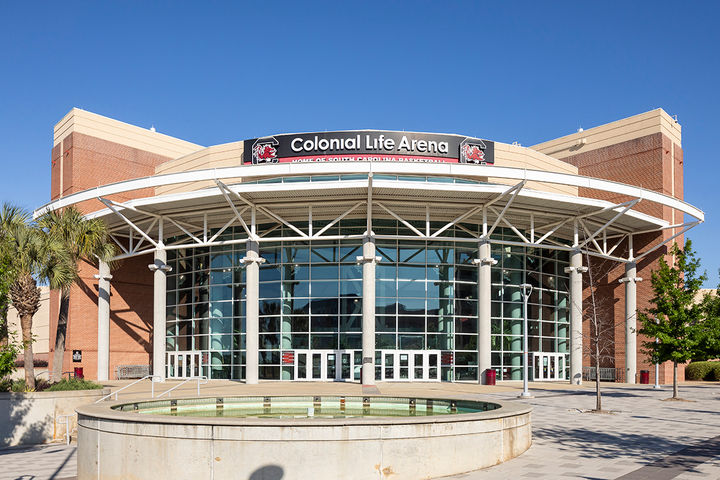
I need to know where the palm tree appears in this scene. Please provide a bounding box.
[0,204,29,348]
[5,221,73,389]
[38,207,116,382]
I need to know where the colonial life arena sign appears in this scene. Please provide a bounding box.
[243,130,494,166]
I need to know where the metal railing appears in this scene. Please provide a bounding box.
[95,375,161,403]
[57,414,76,445]
[582,367,625,382]
[156,376,208,398]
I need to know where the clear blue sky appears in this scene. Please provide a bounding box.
[0,1,718,286]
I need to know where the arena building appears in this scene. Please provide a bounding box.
[36,108,702,385]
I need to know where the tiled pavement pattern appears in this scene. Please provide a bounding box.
[450,384,720,480]
[0,381,718,480]
[0,443,76,480]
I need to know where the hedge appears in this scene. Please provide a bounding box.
[685,361,720,381]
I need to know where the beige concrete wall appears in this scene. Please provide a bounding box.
[154,141,245,195]
[9,286,50,355]
[531,108,682,160]
[54,108,203,160]
[493,142,578,195]
[0,388,109,446]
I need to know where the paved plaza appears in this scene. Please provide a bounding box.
[1,381,719,480]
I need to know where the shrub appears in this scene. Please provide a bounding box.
[45,378,103,391]
[0,342,20,379]
[685,361,720,380]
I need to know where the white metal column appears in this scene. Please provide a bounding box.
[95,260,112,381]
[475,239,495,384]
[566,249,586,385]
[150,246,169,381]
[359,236,378,386]
[621,262,641,384]
[243,239,263,384]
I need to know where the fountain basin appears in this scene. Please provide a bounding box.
[76,395,531,480]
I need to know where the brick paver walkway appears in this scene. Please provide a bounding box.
[1,381,718,480]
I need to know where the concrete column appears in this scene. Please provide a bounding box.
[567,250,585,385]
[359,236,377,386]
[475,240,494,384]
[509,270,523,380]
[151,247,169,381]
[243,240,263,384]
[96,260,112,381]
[622,262,641,384]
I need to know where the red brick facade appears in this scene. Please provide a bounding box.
[561,133,684,384]
[48,132,170,380]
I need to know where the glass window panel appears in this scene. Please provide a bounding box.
[310,298,338,315]
[455,334,477,350]
[210,285,233,301]
[399,334,424,349]
[339,244,361,262]
[376,298,396,314]
[311,246,337,263]
[259,265,282,282]
[259,282,281,299]
[339,334,362,349]
[290,316,309,332]
[259,299,281,316]
[210,252,233,269]
[260,247,280,264]
[340,297,362,315]
[427,282,453,299]
[455,352,477,365]
[339,264,362,280]
[397,298,425,315]
[376,316,396,332]
[259,334,280,349]
[282,281,309,298]
[311,334,338,349]
[210,302,233,318]
[427,334,452,350]
[339,280,362,297]
[455,248,476,265]
[455,367,478,380]
[284,264,310,280]
[339,315,361,332]
[311,281,339,297]
[282,246,310,263]
[210,270,233,285]
[397,280,425,297]
[456,266,477,283]
[311,316,338,332]
[399,246,425,263]
[259,316,280,333]
[376,334,396,349]
[376,244,397,262]
[398,265,425,280]
[376,264,396,278]
[376,280,397,297]
[398,316,424,332]
[456,317,477,333]
[455,300,477,317]
[210,334,232,350]
[291,334,309,349]
[311,265,338,280]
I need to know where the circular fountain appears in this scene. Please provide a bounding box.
[76,395,531,480]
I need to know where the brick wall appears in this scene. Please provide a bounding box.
[48,133,171,380]
[562,133,683,384]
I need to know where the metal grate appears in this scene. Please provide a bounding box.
[582,366,625,383]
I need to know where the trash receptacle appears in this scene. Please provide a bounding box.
[74,367,84,379]
[485,369,496,385]
[639,370,650,384]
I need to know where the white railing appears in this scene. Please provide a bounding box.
[95,375,162,403]
[156,376,208,398]
[57,413,76,445]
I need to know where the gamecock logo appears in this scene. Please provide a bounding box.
[459,138,492,165]
[251,136,279,164]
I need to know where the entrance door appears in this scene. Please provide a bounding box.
[380,350,441,382]
[293,350,359,381]
[166,351,202,379]
[532,353,566,381]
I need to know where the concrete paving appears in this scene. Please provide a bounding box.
[1,380,719,480]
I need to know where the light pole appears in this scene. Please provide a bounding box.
[519,283,533,399]
[653,317,662,389]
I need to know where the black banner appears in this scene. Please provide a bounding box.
[242,130,494,166]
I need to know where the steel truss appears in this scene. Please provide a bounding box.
[93,176,699,266]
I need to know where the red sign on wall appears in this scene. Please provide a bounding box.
[281,351,295,365]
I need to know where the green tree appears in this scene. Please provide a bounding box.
[39,207,116,382]
[697,282,720,360]
[0,204,28,347]
[638,240,707,399]
[5,221,74,390]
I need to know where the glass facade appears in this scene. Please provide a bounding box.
[164,220,570,382]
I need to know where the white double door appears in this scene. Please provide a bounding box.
[532,352,567,381]
[294,350,360,382]
[380,350,441,382]
[166,351,201,379]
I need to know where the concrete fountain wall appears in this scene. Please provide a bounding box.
[76,396,531,480]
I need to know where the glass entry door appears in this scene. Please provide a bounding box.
[294,350,360,381]
[380,350,441,382]
[532,353,566,381]
[166,351,201,379]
